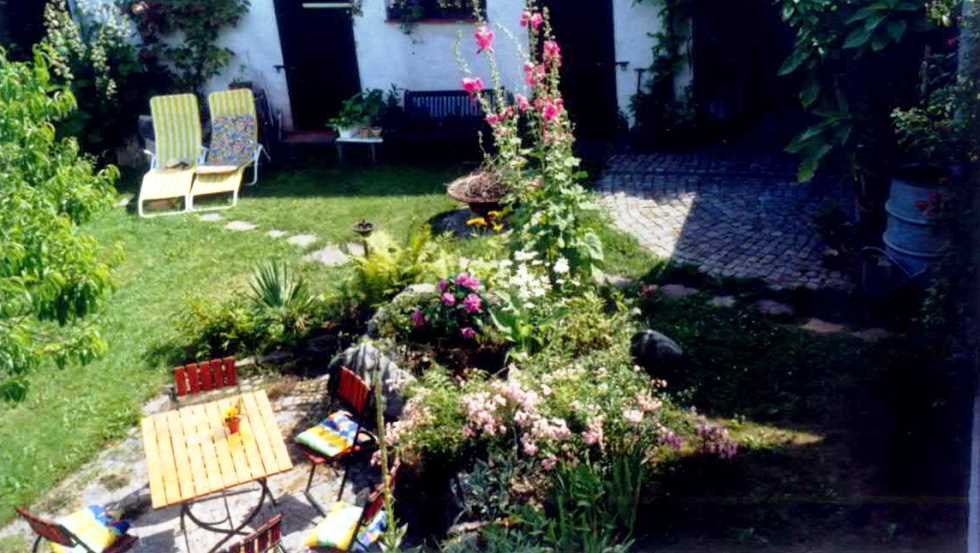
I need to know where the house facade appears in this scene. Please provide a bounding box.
[200,0,670,135]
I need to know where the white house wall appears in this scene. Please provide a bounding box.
[92,0,670,131]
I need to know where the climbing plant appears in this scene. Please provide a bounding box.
[630,0,697,148]
[126,0,251,93]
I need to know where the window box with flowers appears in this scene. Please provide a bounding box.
[386,0,484,24]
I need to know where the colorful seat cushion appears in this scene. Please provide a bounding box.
[209,115,257,167]
[49,505,128,553]
[352,509,388,552]
[295,410,359,458]
[305,501,363,550]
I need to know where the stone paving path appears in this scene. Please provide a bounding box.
[598,153,854,291]
[0,376,379,553]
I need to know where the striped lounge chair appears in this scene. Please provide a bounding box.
[137,94,206,217]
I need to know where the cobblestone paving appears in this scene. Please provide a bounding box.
[598,153,854,291]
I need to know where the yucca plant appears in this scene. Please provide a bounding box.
[248,260,314,337]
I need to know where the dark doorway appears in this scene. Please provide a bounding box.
[272,0,362,130]
[1,0,46,60]
[539,0,618,141]
[691,0,803,148]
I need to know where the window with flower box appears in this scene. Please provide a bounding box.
[386,0,485,23]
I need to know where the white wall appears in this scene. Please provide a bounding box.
[352,0,528,102]
[205,1,293,129]
[611,0,662,123]
[210,0,669,131]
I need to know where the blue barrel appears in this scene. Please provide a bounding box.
[882,177,952,277]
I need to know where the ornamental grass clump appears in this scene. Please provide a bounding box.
[456,2,605,281]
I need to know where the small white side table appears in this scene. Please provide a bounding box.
[336,136,383,164]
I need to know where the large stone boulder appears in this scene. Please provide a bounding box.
[328,341,415,419]
[367,283,438,339]
[631,330,685,375]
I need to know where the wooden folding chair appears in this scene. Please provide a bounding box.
[170,356,240,406]
[16,507,138,553]
[297,367,376,516]
[224,513,285,553]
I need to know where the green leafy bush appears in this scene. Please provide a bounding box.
[0,50,118,398]
[328,89,386,129]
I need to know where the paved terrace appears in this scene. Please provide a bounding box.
[598,153,854,291]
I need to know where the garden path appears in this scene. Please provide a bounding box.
[0,375,380,552]
[598,153,854,291]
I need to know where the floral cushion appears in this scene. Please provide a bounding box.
[352,509,387,552]
[295,410,358,458]
[208,115,256,167]
[49,506,128,553]
[305,501,363,550]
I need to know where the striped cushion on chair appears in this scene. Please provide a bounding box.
[305,501,363,550]
[295,410,359,458]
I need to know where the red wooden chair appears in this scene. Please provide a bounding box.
[16,507,138,553]
[297,367,376,516]
[224,513,285,553]
[170,356,239,405]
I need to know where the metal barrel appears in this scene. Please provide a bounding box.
[882,177,951,276]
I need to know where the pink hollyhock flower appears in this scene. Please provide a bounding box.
[520,10,532,27]
[438,279,449,293]
[486,113,501,126]
[543,40,562,64]
[515,94,531,112]
[542,99,564,122]
[462,77,484,98]
[530,13,544,29]
[411,309,427,328]
[475,25,495,54]
[456,272,481,290]
[461,326,477,340]
[462,293,483,314]
[442,292,457,307]
[524,62,545,87]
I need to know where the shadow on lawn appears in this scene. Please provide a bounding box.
[634,294,973,548]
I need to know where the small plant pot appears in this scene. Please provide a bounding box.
[336,127,356,139]
[226,417,241,434]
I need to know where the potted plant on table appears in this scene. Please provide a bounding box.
[224,398,244,434]
[328,89,386,139]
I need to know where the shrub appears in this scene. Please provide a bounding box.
[0,50,117,399]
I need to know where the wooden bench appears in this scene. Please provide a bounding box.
[388,90,493,157]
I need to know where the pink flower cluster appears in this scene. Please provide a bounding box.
[696,420,738,459]
[582,415,605,450]
[462,77,484,98]
[475,25,495,54]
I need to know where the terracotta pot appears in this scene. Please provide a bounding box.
[226,417,241,434]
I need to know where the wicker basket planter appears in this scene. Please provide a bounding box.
[447,172,507,217]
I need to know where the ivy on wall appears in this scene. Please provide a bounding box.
[126,0,251,93]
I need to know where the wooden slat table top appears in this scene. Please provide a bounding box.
[141,390,293,509]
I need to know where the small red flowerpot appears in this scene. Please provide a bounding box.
[226,417,241,434]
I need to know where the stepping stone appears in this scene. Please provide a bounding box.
[287,234,318,248]
[225,220,257,231]
[304,245,350,267]
[267,229,289,239]
[751,299,795,318]
[345,242,366,258]
[199,213,224,222]
[115,196,131,208]
[709,296,737,309]
[852,328,893,343]
[601,274,637,289]
[659,284,699,299]
[800,318,846,334]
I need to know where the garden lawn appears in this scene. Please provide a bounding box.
[0,163,464,525]
[0,161,660,528]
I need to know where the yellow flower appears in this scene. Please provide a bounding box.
[466,217,488,228]
[224,399,243,421]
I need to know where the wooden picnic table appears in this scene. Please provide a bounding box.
[141,390,293,552]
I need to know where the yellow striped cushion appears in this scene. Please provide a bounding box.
[305,501,363,550]
[150,94,202,167]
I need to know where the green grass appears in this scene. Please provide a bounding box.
[0,161,662,526]
[0,163,462,524]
